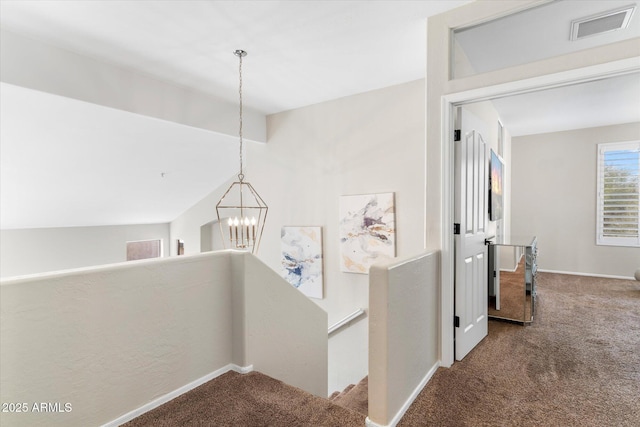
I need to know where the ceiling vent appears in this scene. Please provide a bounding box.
[570,5,636,40]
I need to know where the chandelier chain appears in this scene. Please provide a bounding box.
[238,51,244,182]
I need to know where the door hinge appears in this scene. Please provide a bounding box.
[454,316,460,328]
[454,223,461,235]
[454,129,461,141]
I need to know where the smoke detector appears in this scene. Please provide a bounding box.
[570,5,636,40]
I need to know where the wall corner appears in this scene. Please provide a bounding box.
[229,251,247,367]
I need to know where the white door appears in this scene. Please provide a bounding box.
[454,108,489,360]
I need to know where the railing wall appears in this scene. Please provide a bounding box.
[368,250,441,427]
[0,250,327,427]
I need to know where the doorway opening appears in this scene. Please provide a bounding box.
[441,58,640,367]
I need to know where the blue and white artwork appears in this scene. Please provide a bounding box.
[339,192,395,274]
[281,226,323,299]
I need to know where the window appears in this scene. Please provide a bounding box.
[126,239,163,261]
[596,141,640,247]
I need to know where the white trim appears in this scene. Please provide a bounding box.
[538,269,635,281]
[232,363,255,374]
[365,362,439,427]
[440,57,640,368]
[365,417,385,427]
[365,416,386,427]
[101,363,253,427]
[328,308,366,335]
[440,95,455,368]
[446,58,640,106]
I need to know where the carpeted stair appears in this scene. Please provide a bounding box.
[329,376,368,416]
[123,370,366,426]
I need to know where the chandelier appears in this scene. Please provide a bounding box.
[216,50,268,253]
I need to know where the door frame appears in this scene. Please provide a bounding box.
[440,57,640,367]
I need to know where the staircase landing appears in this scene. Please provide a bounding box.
[123,371,365,426]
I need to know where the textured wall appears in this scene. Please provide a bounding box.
[1,251,327,426]
[369,250,440,426]
[241,253,328,397]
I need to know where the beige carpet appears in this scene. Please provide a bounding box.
[123,272,639,426]
[330,375,368,416]
[400,272,640,427]
[123,370,365,426]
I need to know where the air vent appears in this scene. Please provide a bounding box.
[570,5,636,40]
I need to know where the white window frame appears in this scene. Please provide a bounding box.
[596,141,640,247]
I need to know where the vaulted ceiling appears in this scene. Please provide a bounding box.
[1,0,638,229]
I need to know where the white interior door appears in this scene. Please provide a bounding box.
[454,108,488,360]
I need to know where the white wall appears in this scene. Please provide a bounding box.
[1,252,232,427]
[512,122,640,278]
[0,223,170,278]
[1,250,328,427]
[170,79,427,393]
[237,253,328,396]
[369,250,440,427]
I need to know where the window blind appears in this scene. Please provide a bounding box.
[597,141,640,247]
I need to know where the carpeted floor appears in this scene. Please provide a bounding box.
[123,272,639,426]
[123,370,365,427]
[399,272,640,427]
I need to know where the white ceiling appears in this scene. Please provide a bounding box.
[0,0,470,115]
[0,0,639,230]
[0,82,239,229]
[490,73,640,136]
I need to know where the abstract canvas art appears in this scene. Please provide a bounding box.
[339,192,396,274]
[281,226,323,299]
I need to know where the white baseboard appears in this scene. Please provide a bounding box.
[102,363,253,427]
[366,416,386,427]
[365,362,439,427]
[539,269,634,281]
[232,363,254,374]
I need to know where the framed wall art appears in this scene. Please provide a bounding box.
[339,192,396,274]
[281,226,324,299]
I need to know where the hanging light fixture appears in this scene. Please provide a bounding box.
[216,50,268,253]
